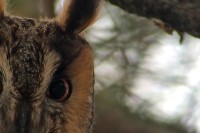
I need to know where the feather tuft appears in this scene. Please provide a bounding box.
[0,0,6,18]
[57,0,101,34]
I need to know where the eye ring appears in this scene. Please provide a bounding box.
[47,79,72,101]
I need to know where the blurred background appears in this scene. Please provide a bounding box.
[8,0,200,132]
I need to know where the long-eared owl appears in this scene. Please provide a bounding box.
[0,0,100,132]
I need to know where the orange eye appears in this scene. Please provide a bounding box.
[47,79,72,101]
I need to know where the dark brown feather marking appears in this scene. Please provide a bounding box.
[11,38,43,97]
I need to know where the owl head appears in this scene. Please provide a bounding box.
[0,0,100,133]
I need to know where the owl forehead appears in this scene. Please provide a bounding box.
[0,15,89,99]
[0,17,53,97]
[11,37,43,95]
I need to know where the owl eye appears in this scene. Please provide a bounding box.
[47,79,72,101]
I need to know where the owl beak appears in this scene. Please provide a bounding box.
[16,101,31,133]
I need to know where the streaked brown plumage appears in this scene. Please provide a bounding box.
[0,0,100,133]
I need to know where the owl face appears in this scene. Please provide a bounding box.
[0,0,99,133]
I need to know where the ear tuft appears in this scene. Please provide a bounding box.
[57,0,100,34]
[0,0,5,18]
[57,0,73,30]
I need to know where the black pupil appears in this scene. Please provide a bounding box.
[49,80,67,100]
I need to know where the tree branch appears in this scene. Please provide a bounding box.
[108,0,200,38]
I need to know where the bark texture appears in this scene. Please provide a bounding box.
[108,0,200,38]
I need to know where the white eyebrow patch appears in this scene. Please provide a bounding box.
[37,48,61,97]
